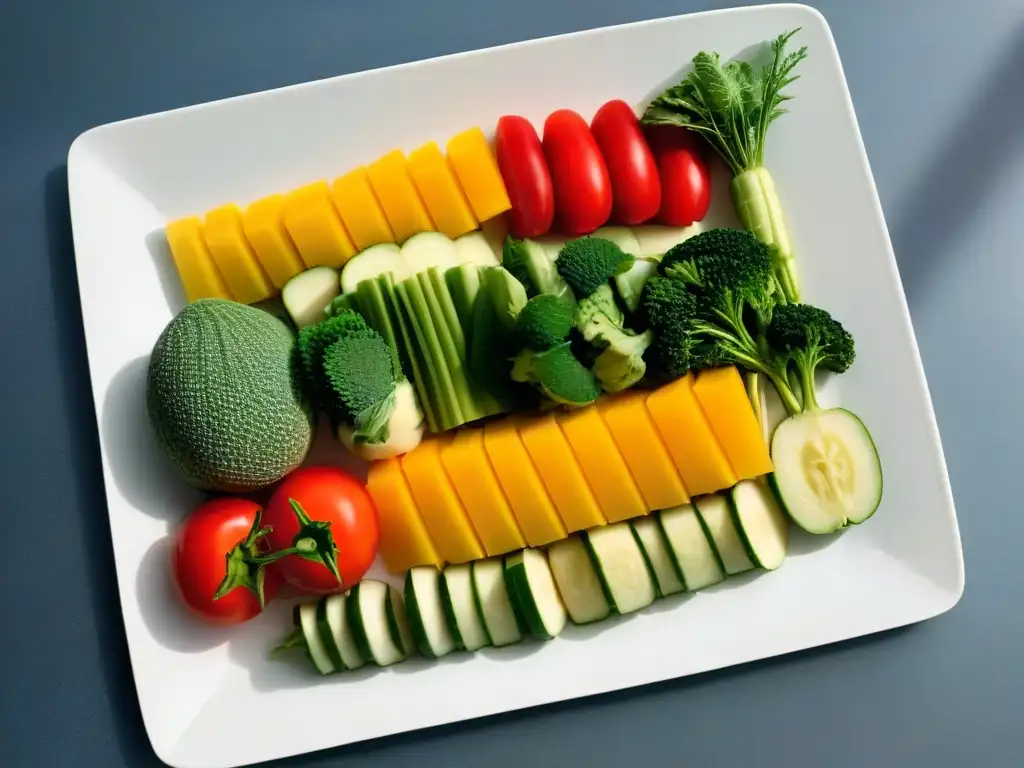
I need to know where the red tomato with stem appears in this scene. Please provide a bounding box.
[173,497,285,625]
[590,100,661,225]
[496,115,555,238]
[542,109,612,235]
[264,466,379,594]
[645,125,711,226]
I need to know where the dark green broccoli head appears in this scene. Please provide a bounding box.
[661,228,777,316]
[295,310,375,408]
[641,276,720,380]
[767,303,855,374]
[556,237,635,297]
[510,342,601,407]
[321,332,399,422]
[516,294,576,350]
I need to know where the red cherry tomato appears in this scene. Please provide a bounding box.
[173,497,283,625]
[590,100,661,226]
[542,109,612,235]
[264,466,379,594]
[645,125,711,226]
[495,115,555,238]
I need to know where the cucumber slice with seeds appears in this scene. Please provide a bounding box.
[441,564,490,651]
[404,567,456,658]
[630,517,685,597]
[471,559,522,646]
[658,504,725,591]
[504,549,567,640]
[770,408,883,533]
[322,593,364,670]
[693,494,754,575]
[296,602,335,675]
[582,522,655,615]
[547,535,610,624]
[730,480,789,570]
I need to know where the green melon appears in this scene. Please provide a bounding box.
[146,299,314,492]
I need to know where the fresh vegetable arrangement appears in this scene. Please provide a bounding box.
[145,28,883,683]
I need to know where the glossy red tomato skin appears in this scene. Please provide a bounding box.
[173,498,282,625]
[496,115,555,238]
[264,466,379,594]
[645,126,712,226]
[542,109,613,235]
[590,100,661,226]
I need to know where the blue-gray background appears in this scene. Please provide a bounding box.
[1,1,1021,765]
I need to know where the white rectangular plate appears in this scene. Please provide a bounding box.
[67,4,964,767]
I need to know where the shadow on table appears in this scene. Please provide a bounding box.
[44,165,166,767]
[891,22,1024,303]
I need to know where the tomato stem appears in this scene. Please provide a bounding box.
[287,498,343,586]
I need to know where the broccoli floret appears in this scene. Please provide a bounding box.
[556,237,635,297]
[321,332,401,443]
[593,328,653,393]
[516,294,576,350]
[766,303,855,411]
[575,284,625,346]
[295,310,375,408]
[641,276,721,380]
[510,342,601,407]
[661,228,778,319]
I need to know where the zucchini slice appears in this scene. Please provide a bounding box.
[730,480,788,570]
[582,522,656,615]
[658,504,725,591]
[693,494,754,575]
[547,535,610,624]
[404,566,456,658]
[630,517,685,597]
[504,549,567,640]
[471,558,522,647]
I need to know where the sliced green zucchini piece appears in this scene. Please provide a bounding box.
[630,517,685,597]
[297,602,335,675]
[282,266,340,329]
[441,563,490,651]
[582,522,655,615]
[340,242,409,294]
[658,504,725,591]
[729,480,789,570]
[471,558,522,647]
[322,593,364,670]
[404,566,456,658]
[693,493,754,575]
[504,549,566,640]
[547,535,610,624]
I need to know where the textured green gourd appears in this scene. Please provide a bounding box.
[147,299,314,492]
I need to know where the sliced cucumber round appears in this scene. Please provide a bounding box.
[547,535,610,624]
[401,231,460,274]
[282,266,340,328]
[504,549,566,640]
[582,522,655,615]
[630,517,685,597]
[404,566,456,659]
[693,494,754,576]
[471,558,522,647]
[346,580,409,666]
[297,602,336,675]
[315,597,346,671]
[729,480,788,570]
[441,564,490,651]
[453,232,500,268]
[322,593,364,670]
[340,243,409,294]
[770,408,883,534]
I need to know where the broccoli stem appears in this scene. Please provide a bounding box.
[794,352,820,412]
[731,167,800,303]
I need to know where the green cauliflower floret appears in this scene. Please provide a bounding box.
[516,293,576,350]
[593,328,653,393]
[575,284,625,346]
[556,236,635,297]
[641,276,721,380]
[510,342,601,407]
[294,310,375,409]
[321,331,401,443]
[766,303,855,412]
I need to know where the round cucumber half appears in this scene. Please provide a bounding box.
[770,408,882,534]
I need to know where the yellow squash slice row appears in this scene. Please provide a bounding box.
[367,366,773,574]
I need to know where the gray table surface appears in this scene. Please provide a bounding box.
[1,1,1021,766]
